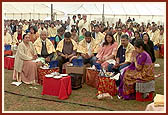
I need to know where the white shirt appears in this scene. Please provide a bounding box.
[87,42,92,56]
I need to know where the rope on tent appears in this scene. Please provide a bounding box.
[134,4,140,16]
[107,4,114,15]
[144,4,153,16]
[81,4,89,14]
[4,90,114,111]
[69,4,88,14]
[121,3,127,17]
[94,4,101,14]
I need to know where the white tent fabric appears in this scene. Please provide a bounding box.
[3,3,64,14]
[51,2,165,24]
[3,3,64,20]
[3,2,165,24]
[51,2,165,16]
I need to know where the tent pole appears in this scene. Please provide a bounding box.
[102,4,105,26]
[51,4,54,21]
[56,13,57,20]
[38,13,40,20]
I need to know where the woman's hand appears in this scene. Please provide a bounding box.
[32,55,37,60]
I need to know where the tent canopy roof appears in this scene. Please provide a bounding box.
[3,2,165,16]
[50,2,165,16]
[3,3,64,14]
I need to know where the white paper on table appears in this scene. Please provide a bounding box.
[154,64,160,67]
[29,86,38,89]
[6,55,15,58]
[32,58,42,63]
[40,66,49,69]
[110,73,120,80]
[11,82,22,86]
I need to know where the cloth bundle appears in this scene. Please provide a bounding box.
[154,94,164,107]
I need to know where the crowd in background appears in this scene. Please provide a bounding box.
[4,14,164,45]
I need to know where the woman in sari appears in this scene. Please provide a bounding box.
[118,39,154,100]
[96,32,118,70]
[13,33,40,85]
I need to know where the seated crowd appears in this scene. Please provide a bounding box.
[4,15,164,100]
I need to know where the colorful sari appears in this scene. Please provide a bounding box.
[118,51,154,100]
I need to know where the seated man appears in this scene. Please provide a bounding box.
[92,24,105,45]
[77,31,97,66]
[113,27,124,45]
[34,30,56,64]
[56,32,78,73]
[4,28,12,46]
[108,34,135,87]
[108,34,135,73]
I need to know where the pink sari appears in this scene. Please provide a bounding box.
[96,42,118,69]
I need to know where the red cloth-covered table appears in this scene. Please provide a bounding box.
[160,44,164,57]
[97,77,117,96]
[42,76,72,100]
[86,69,99,88]
[4,57,15,70]
[37,67,59,85]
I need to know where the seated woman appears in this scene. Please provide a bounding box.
[96,32,118,70]
[28,26,39,43]
[13,33,41,85]
[78,28,87,42]
[118,39,155,100]
[71,28,78,43]
[54,27,65,49]
[143,32,156,63]
[131,31,141,46]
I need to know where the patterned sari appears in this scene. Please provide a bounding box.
[118,51,154,100]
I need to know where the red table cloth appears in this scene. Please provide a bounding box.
[86,69,99,88]
[160,44,164,57]
[4,57,15,70]
[42,76,72,100]
[97,77,117,96]
[37,67,59,85]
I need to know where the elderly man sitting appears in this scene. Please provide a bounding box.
[56,32,78,73]
[33,30,56,64]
